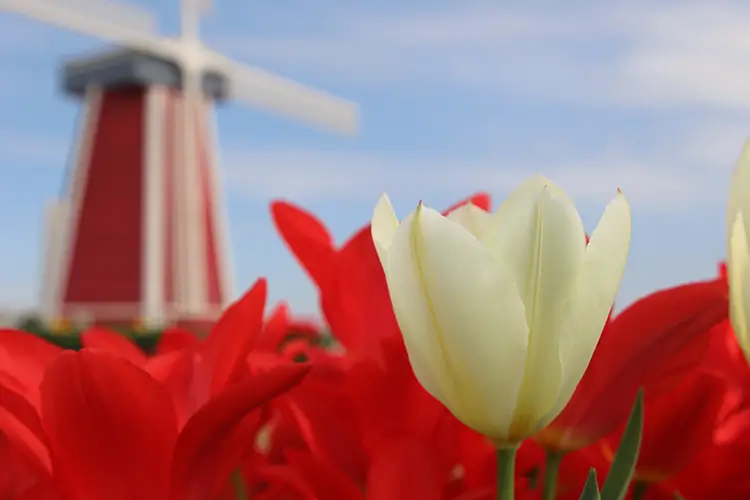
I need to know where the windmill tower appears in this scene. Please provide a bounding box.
[1,0,358,332]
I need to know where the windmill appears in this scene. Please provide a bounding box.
[0,0,358,332]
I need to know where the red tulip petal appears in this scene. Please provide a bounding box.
[271,201,336,289]
[670,416,750,498]
[442,192,492,213]
[156,328,199,355]
[548,278,728,448]
[635,371,727,478]
[170,363,311,500]
[347,336,445,443]
[40,350,178,500]
[718,261,728,282]
[145,349,202,427]
[205,411,265,497]
[367,436,443,500]
[254,464,319,499]
[0,380,51,476]
[261,302,295,350]
[325,226,399,359]
[0,329,62,405]
[0,432,45,498]
[0,406,51,477]
[203,279,267,395]
[454,490,495,500]
[14,479,62,500]
[0,380,47,439]
[80,327,147,366]
[274,374,367,483]
[283,450,364,500]
[555,446,611,500]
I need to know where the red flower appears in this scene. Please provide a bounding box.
[602,371,726,487]
[259,302,322,352]
[667,407,750,499]
[1,348,309,499]
[536,276,729,452]
[0,328,63,407]
[88,279,270,427]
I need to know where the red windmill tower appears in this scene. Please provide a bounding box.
[2,0,358,331]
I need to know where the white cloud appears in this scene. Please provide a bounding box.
[670,120,750,168]
[221,146,728,210]
[215,1,750,110]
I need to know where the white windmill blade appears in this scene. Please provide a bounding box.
[199,0,213,11]
[211,55,358,135]
[0,0,164,51]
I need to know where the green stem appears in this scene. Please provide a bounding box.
[541,448,565,500]
[632,481,648,500]
[496,446,518,500]
[231,469,248,500]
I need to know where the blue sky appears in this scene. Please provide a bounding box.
[1,0,749,319]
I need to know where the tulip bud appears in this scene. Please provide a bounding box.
[371,175,631,447]
[726,140,750,362]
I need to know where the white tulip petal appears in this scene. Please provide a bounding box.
[727,140,750,244]
[727,141,750,362]
[730,214,750,352]
[479,178,586,435]
[446,203,493,238]
[483,177,580,291]
[389,204,529,439]
[741,260,750,357]
[382,206,452,407]
[371,193,400,267]
[489,175,568,238]
[545,191,631,424]
[506,189,587,435]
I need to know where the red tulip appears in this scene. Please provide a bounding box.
[602,371,726,487]
[80,327,148,366]
[0,329,62,408]
[259,302,322,352]
[1,349,309,499]
[0,432,40,498]
[139,280,269,427]
[156,328,200,355]
[667,407,750,499]
[536,276,729,452]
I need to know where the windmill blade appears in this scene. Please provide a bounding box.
[212,55,358,136]
[0,0,162,50]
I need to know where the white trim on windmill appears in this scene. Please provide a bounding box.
[142,86,167,328]
[45,87,102,322]
[207,101,236,303]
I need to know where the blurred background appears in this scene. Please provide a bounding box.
[0,0,745,325]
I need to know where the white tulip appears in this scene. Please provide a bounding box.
[727,140,750,361]
[371,175,631,446]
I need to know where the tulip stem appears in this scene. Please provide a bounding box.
[231,469,248,499]
[541,448,565,500]
[632,481,648,500]
[496,446,517,500]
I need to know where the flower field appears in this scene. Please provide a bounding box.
[2,150,750,499]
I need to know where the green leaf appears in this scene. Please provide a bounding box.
[600,389,644,500]
[579,469,601,500]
